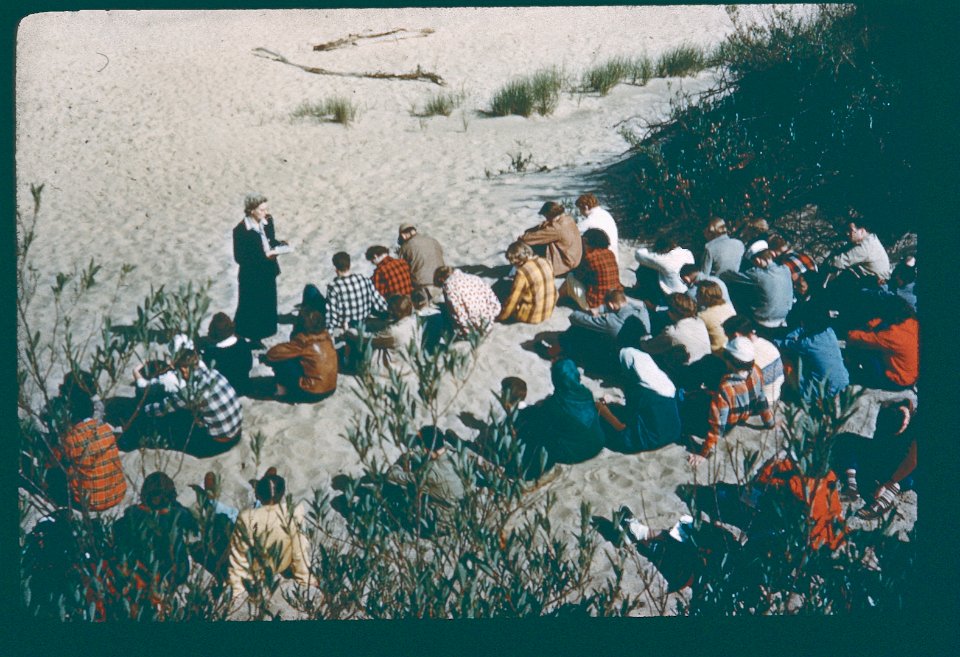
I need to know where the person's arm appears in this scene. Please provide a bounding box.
[288,505,313,588]
[568,309,612,333]
[596,400,626,432]
[227,514,252,598]
[371,267,388,299]
[521,222,562,246]
[633,246,665,272]
[886,439,917,486]
[701,247,714,276]
[325,284,342,329]
[828,241,869,271]
[368,280,388,313]
[846,326,886,349]
[444,285,468,332]
[263,340,302,364]
[702,395,729,457]
[497,275,526,321]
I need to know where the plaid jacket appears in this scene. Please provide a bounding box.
[703,364,775,456]
[581,247,623,308]
[326,273,388,329]
[372,256,414,300]
[499,256,557,324]
[777,250,818,278]
[62,419,127,511]
[144,365,242,441]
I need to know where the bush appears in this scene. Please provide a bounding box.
[490,67,563,117]
[655,44,708,78]
[292,96,358,126]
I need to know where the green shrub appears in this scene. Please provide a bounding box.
[490,67,563,117]
[529,67,563,116]
[414,91,463,117]
[655,44,708,78]
[292,96,358,126]
[490,78,535,117]
[628,55,654,86]
[582,57,635,95]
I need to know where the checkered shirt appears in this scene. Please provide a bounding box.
[62,419,127,511]
[326,273,388,329]
[499,256,557,324]
[777,250,818,277]
[144,365,242,441]
[582,247,623,308]
[372,256,414,300]
[443,269,501,333]
[703,364,775,456]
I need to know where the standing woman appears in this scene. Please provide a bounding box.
[233,194,284,346]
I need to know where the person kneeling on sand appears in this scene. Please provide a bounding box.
[228,472,312,602]
[434,266,501,337]
[397,223,446,302]
[497,241,557,324]
[364,294,421,370]
[260,308,337,402]
[366,244,414,300]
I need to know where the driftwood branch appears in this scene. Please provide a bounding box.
[252,47,445,86]
[313,27,434,52]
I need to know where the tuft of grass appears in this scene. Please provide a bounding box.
[292,96,359,126]
[628,55,654,86]
[582,57,635,96]
[655,44,708,78]
[489,67,564,118]
[414,91,463,117]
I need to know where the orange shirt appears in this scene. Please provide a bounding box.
[847,317,919,387]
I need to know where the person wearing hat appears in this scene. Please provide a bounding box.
[721,244,793,340]
[201,312,255,395]
[232,194,287,347]
[397,223,446,302]
[722,314,785,407]
[519,201,583,277]
[701,217,745,277]
[685,336,775,468]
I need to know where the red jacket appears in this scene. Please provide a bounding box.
[847,317,919,387]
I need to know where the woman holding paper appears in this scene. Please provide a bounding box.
[232,194,287,346]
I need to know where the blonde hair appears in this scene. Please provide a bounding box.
[506,241,534,265]
[696,280,726,308]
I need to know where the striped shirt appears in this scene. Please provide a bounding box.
[371,256,414,300]
[62,419,127,512]
[499,256,557,324]
[443,269,501,333]
[703,364,775,456]
[581,248,622,308]
[326,273,388,329]
[144,365,242,441]
[777,250,818,278]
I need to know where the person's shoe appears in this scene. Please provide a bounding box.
[856,482,900,520]
[618,506,649,542]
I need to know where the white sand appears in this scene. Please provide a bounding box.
[18,6,912,616]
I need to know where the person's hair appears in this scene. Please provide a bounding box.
[699,355,729,391]
[576,193,599,210]
[679,263,699,278]
[208,312,236,343]
[296,308,326,335]
[506,240,534,265]
[411,288,430,310]
[696,280,726,308]
[658,344,690,375]
[739,218,769,244]
[705,217,727,237]
[173,349,200,371]
[652,234,677,254]
[604,288,627,305]
[881,294,916,325]
[750,249,776,266]
[582,228,610,250]
[365,245,389,261]
[67,389,95,424]
[243,194,268,216]
[61,369,97,398]
[387,294,414,320]
[539,201,564,219]
[500,376,528,405]
[433,266,454,287]
[141,472,177,510]
[767,235,789,252]
[332,251,351,272]
[255,474,286,505]
[722,314,756,339]
[667,292,697,319]
[415,425,444,452]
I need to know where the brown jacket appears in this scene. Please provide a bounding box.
[264,331,337,395]
[521,213,583,276]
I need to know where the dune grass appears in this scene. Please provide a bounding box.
[655,44,708,78]
[582,56,636,95]
[413,91,464,117]
[489,67,564,117]
[292,96,359,125]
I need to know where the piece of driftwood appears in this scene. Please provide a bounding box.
[313,27,434,52]
[252,47,445,86]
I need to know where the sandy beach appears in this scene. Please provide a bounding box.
[16,6,915,616]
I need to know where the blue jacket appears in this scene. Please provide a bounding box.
[777,326,850,399]
[724,263,794,326]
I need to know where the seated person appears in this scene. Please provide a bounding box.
[768,234,818,281]
[597,348,682,453]
[261,308,337,401]
[114,472,199,616]
[366,244,414,300]
[684,337,776,467]
[701,217,745,276]
[633,234,695,303]
[497,241,557,324]
[823,215,892,286]
[567,228,622,312]
[722,244,793,339]
[556,289,650,363]
[575,193,620,267]
[200,312,254,395]
[845,295,918,391]
[397,222,446,302]
[680,263,731,306]
[412,288,446,354]
[228,472,312,600]
[364,294,421,370]
[721,314,784,407]
[696,280,737,353]
[832,401,916,520]
[519,201,583,277]
[325,251,388,333]
[640,293,712,365]
[774,303,849,401]
[434,266,501,336]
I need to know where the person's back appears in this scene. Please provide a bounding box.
[399,232,445,288]
[665,317,712,364]
[778,318,849,399]
[61,392,127,512]
[202,339,253,394]
[541,360,605,464]
[703,233,745,276]
[267,330,338,396]
[741,261,794,327]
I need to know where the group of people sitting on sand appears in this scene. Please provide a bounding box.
[25,192,919,614]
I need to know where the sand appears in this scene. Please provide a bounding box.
[17,6,914,616]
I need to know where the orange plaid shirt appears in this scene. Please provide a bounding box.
[62,419,127,512]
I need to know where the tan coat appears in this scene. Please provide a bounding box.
[521,213,583,276]
[264,331,337,395]
[228,502,311,597]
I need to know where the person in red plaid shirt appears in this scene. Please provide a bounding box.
[366,245,414,299]
[768,235,818,281]
[686,336,776,467]
[578,229,622,309]
[59,389,127,512]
